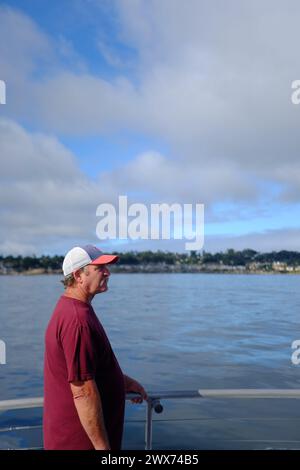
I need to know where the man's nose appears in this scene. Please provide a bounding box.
[103,267,110,277]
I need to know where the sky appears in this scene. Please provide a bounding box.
[1,0,300,255]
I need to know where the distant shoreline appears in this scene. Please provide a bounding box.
[1,265,300,275]
[2,249,300,275]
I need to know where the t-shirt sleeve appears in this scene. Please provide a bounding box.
[60,320,98,382]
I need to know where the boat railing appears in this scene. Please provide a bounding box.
[1,389,300,450]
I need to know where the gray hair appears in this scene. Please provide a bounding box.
[60,266,89,289]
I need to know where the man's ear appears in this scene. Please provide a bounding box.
[73,269,83,283]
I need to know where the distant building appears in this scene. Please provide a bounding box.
[0,262,7,274]
[272,262,287,272]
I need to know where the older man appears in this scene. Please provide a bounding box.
[43,245,147,450]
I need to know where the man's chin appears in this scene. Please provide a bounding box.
[98,285,108,293]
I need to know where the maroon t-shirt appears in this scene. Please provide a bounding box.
[43,295,125,450]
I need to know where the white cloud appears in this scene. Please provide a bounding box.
[1,2,300,253]
[0,118,256,254]
[0,118,112,254]
[1,2,299,200]
[97,39,124,68]
[0,5,52,77]
[0,117,299,254]
[97,151,258,204]
[0,119,80,183]
[102,228,300,254]
[205,228,300,253]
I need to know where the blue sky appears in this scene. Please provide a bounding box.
[1,0,300,255]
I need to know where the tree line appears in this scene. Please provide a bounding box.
[1,249,300,272]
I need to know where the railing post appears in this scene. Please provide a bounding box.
[145,399,153,450]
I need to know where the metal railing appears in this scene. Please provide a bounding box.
[1,389,300,450]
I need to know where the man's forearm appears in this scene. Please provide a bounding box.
[123,374,129,389]
[123,374,148,404]
[123,374,134,390]
[71,380,110,450]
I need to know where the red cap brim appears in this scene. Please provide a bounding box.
[90,254,119,265]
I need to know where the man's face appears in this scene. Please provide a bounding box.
[82,264,111,295]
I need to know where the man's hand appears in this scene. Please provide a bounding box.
[123,375,148,404]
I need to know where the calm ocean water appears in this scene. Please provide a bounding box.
[0,273,300,449]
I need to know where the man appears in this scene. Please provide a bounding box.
[43,245,147,450]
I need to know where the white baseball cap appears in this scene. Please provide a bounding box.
[62,245,119,276]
